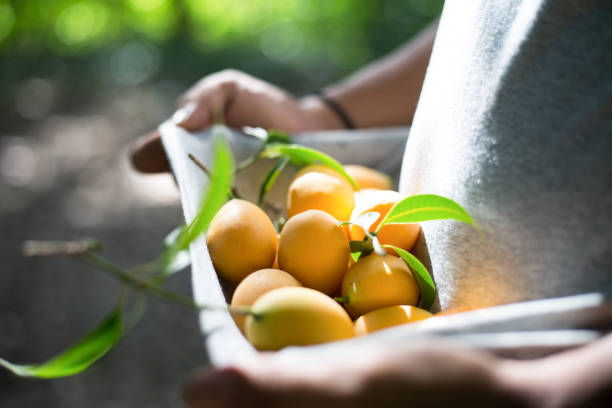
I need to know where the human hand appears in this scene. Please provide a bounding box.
[181,341,531,408]
[130,69,343,173]
[183,332,612,408]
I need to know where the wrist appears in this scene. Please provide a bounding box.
[297,95,348,131]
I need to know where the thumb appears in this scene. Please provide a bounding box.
[172,101,212,131]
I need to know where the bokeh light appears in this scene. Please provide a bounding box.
[125,0,177,41]
[110,41,160,86]
[259,22,304,62]
[54,0,113,49]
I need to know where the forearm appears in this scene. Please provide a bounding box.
[498,333,612,407]
[300,22,437,130]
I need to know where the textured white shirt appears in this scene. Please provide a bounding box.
[400,0,612,310]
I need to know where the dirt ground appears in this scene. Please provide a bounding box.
[0,85,207,407]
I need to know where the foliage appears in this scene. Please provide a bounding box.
[377,194,477,232]
[0,0,444,119]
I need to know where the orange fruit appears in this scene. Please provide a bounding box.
[349,189,420,255]
[344,164,392,190]
[231,268,301,334]
[353,305,432,336]
[287,172,354,221]
[206,199,277,283]
[341,253,420,319]
[278,210,350,295]
[245,287,354,350]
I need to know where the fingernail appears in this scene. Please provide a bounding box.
[172,102,197,125]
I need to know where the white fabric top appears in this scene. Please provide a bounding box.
[400,0,612,311]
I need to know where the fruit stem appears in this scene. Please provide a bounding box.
[228,305,260,318]
[235,154,258,173]
[188,154,211,177]
[334,296,349,303]
[82,253,199,308]
[372,236,386,256]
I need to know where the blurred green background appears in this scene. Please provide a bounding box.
[0,1,442,407]
[0,0,442,127]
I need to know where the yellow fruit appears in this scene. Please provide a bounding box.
[349,189,420,255]
[231,269,302,335]
[278,210,350,295]
[272,233,280,269]
[287,172,354,221]
[344,164,392,190]
[353,305,432,336]
[206,199,277,283]
[293,164,345,182]
[245,287,354,350]
[341,253,420,319]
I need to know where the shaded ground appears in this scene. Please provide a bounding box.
[0,85,206,407]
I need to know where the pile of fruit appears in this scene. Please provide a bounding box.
[206,158,441,351]
[0,130,473,380]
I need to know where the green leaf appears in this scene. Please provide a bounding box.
[0,290,146,379]
[161,127,234,274]
[260,144,359,190]
[349,240,371,253]
[349,239,373,262]
[384,245,435,310]
[1,310,124,378]
[264,130,291,146]
[376,194,477,233]
[258,157,290,205]
[181,127,235,248]
[160,225,191,276]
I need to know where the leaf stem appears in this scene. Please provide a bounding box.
[188,154,211,177]
[81,253,198,308]
[372,236,386,256]
[127,259,162,277]
[80,253,258,316]
[235,154,258,173]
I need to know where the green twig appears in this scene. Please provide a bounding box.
[235,154,258,173]
[81,253,198,308]
[188,154,211,177]
[80,253,255,316]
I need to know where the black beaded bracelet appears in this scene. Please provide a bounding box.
[316,92,355,129]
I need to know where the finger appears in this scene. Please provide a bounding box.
[129,130,170,173]
[172,100,212,132]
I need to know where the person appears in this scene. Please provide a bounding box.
[131,0,612,406]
